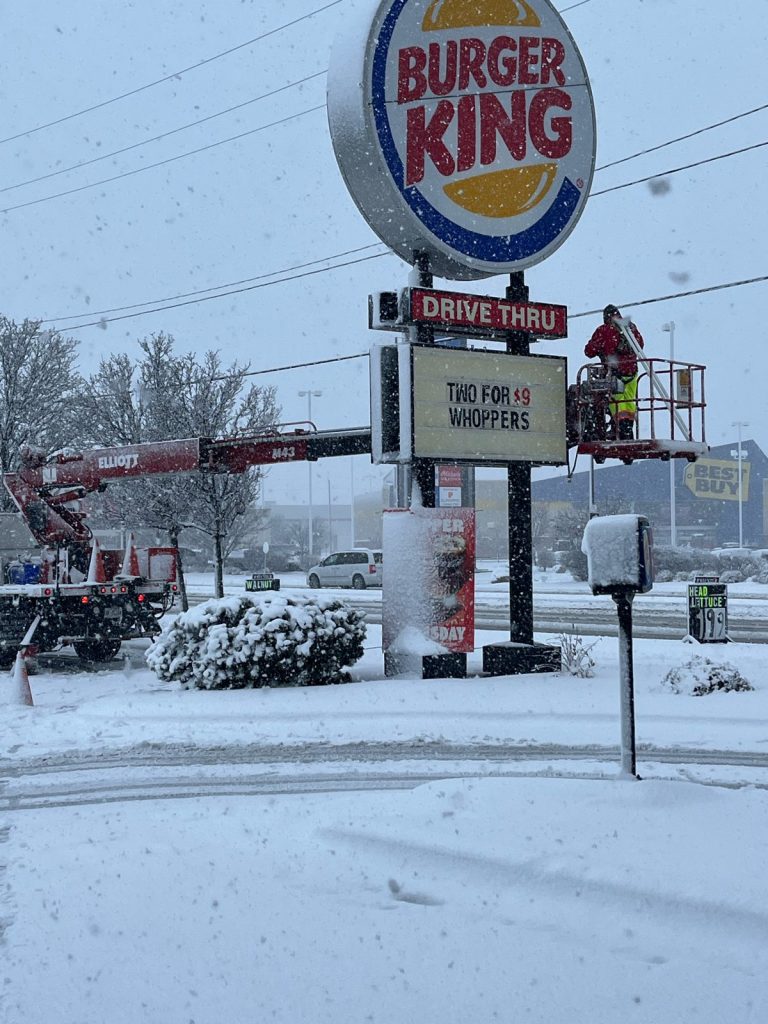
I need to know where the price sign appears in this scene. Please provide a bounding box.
[687,582,728,643]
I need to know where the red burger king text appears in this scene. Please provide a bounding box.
[397,35,572,187]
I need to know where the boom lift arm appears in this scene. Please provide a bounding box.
[3,426,372,549]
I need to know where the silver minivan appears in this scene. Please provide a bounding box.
[307,549,383,589]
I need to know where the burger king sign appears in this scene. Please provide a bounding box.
[328,0,596,280]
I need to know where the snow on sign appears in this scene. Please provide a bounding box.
[327,0,596,279]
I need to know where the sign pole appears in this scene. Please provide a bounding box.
[613,592,638,778]
[410,251,466,680]
[482,273,560,676]
[506,272,534,645]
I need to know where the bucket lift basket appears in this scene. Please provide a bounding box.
[569,357,708,465]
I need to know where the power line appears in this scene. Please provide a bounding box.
[0,1,343,146]
[591,140,768,197]
[0,2,610,196]
[0,105,327,214]
[57,263,766,345]
[41,243,386,323]
[567,274,768,319]
[5,106,764,220]
[0,71,327,196]
[596,102,768,173]
[56,251,394,332]
[80,274,766,399]
[36,119,767,327]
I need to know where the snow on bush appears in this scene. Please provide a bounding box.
[146,593,365,689]
[660,655,754,697]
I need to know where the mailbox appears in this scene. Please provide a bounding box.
[581,515,654,597]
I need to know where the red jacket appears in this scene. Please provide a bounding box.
[585,322,644,377]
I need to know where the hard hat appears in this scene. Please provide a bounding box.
[603,304,621,318]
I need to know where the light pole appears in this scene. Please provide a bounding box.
[732,420,749,550]
[349,457,355,547]
[299,389,322,558]
[662,322,676,547]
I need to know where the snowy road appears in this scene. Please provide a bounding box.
[5,742,768,813]
[183,576,768,641]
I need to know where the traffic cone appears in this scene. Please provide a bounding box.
[87,538,107,583]
[122,532,141,576]
[11,652,34,706]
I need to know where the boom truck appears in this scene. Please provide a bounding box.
[0,425,371,667]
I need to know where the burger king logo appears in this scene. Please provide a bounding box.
[328,0,596,279]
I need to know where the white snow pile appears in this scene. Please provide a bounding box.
[145,593,366,689]
[660,655,754,696]
[581,514,644,590]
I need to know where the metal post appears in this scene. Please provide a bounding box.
[326,478,332,550]
[588,457,597,519]
[506,271,533,645]
[663,322,677,546]
[299,389,322,556]
[732,420,749,550]
[613,592,638,778]
[350,458,355,547]
[482,271,559,677]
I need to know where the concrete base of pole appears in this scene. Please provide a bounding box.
[482,641,561,676]
[422,653,466,679]
[384,651,467,679]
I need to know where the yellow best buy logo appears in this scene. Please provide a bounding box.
[684,458,750,502]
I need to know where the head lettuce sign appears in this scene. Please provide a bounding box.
[327,0,596,279]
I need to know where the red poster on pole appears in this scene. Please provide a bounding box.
[427,508,475,653]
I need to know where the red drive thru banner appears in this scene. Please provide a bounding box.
[382,507,475,656]
[408,287,567,339]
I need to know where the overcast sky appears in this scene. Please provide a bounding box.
[1,0,766,505]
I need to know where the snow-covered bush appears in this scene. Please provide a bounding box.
[558,633,597,678]
[654,569,674,583]
[718,569,744,584]
[146,593,365,689]
[660,656,754,697]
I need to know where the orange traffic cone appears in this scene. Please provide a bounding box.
[11,652,34,706]
[122,532,141,576]
[87,538,107,583]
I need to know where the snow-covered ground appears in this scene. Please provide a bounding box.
[2,584,768,1023]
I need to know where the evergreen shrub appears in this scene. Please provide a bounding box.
[146,593,365,689]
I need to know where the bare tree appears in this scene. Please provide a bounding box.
[78,334,280,602]
[0,317,81,508]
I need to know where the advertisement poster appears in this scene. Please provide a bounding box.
[383,507,475,655]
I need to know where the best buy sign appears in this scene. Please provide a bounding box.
[684,458,750,502]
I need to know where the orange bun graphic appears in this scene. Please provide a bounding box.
[444,163,557,218]
[422,0,541,31]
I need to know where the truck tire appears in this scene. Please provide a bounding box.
[73,638,122,663]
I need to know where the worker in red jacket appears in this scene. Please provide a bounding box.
[584,304,645,440]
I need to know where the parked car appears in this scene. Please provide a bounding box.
[307,549,383,589]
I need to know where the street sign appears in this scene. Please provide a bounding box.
[687,581,728,643]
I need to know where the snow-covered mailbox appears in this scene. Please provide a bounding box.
[581,515,654,779]
[581,515,654,597]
